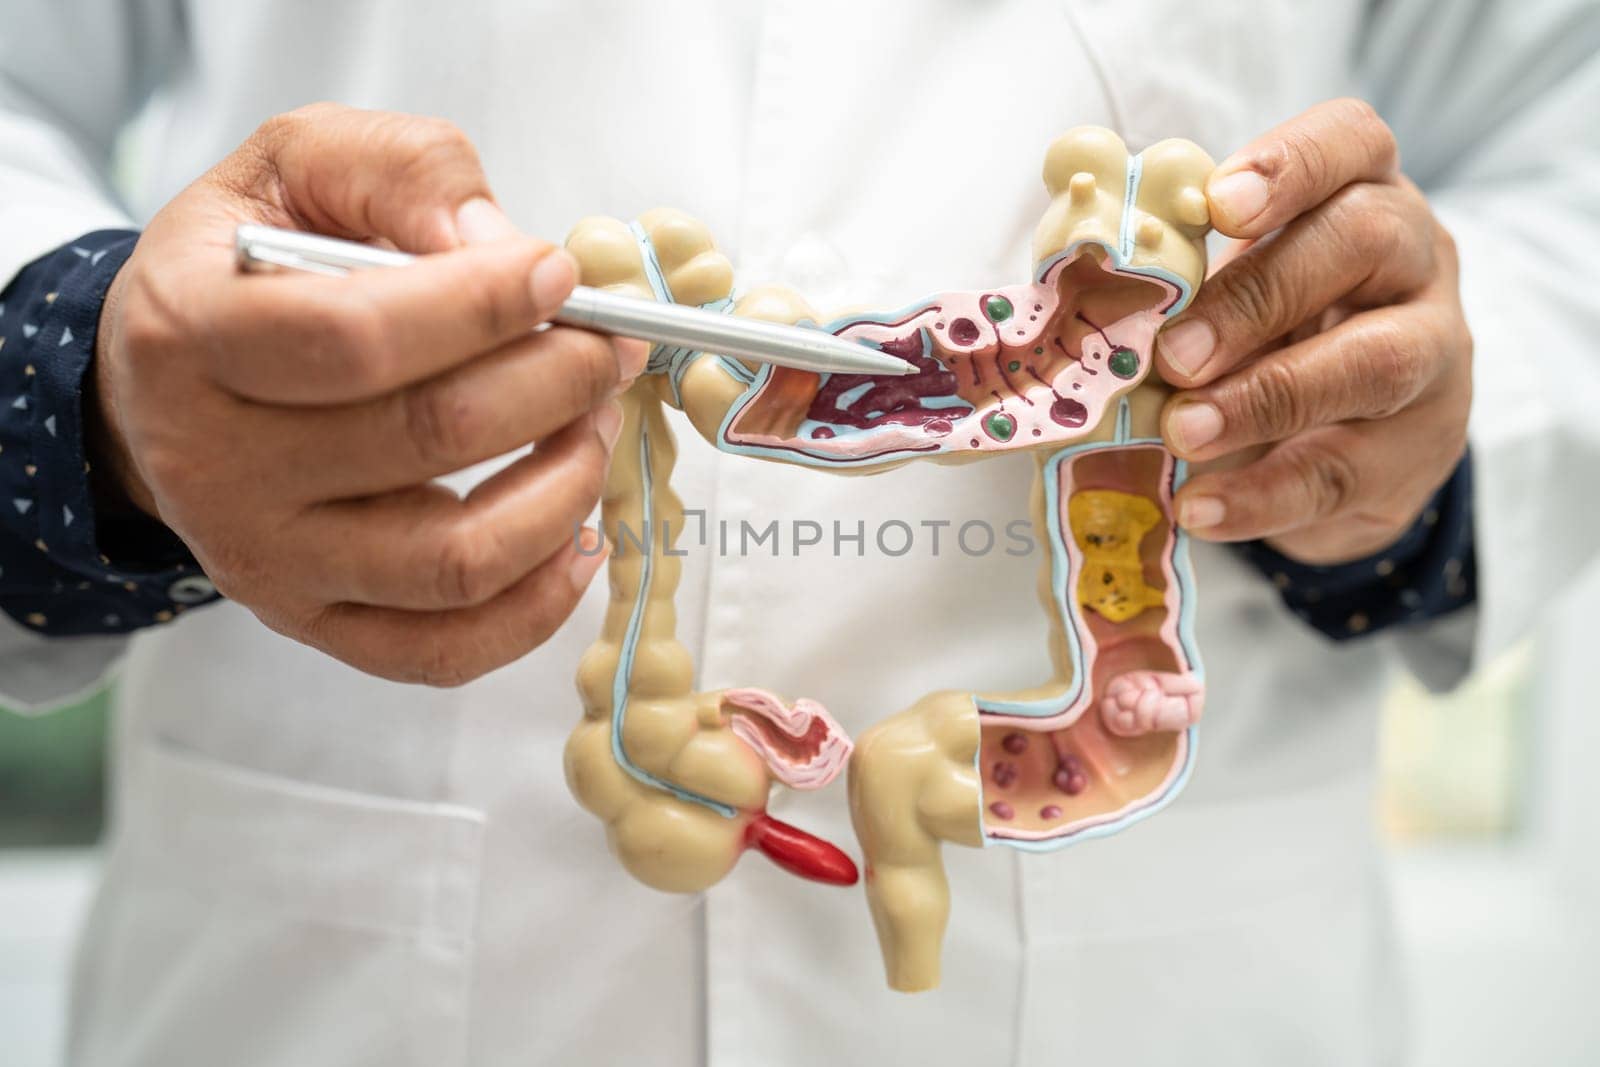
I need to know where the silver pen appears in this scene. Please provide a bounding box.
[234,224,912,378]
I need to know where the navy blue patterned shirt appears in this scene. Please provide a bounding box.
[1233,454,1476,639]
[0,230,218,636]
[1,229,1474,640]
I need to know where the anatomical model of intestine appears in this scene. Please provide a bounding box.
[564,127,1215,991]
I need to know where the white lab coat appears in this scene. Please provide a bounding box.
[2,2,1598,1065]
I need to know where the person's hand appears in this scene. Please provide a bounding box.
[94,103,647,684]
[1157,98,1472,564]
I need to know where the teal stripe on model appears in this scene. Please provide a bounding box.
[608,417,737,818]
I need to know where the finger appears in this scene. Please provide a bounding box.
[1172,408,1464,545]
[1207,98,1399,238]
[272,328,638,499]
[1161,303,1450,461]
[1157,182,1435,385]
[302,526,610,687]
[238,103,493,253]
[290,407,620,610]
[207,235,595,403]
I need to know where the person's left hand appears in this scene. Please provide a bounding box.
[1157,98,1473,564]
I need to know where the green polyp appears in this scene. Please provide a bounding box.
[984,410,1016,442]
[983,295,1014,323]
[1108,346,1140,379]
[1008,360,1022,372]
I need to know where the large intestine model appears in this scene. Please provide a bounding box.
[564,127,1216,991]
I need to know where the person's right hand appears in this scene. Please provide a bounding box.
[92,103,647,685]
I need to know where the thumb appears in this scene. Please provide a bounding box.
[232,102,499,253]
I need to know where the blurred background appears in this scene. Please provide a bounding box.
[6,566,1599,1064]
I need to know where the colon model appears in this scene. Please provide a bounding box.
[563,127,1215,989]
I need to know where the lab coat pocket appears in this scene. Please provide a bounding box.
[1013,777,1401,1066]
[70,737,486,1067]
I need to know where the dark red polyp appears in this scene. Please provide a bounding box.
[948,317,980,345]
[1050,396,1088,427]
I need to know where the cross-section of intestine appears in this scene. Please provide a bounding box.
[974,446,1202,849]
[723,687,852,790]
[722,255,1175,465]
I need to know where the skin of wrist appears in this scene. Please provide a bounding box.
[88,265,162,518]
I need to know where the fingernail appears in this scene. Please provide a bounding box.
[1178,496,1226,530]
[1158,319,1217,378]
[1208,170,1270,229]
[1168,401,1224,453]
[594,399,624,453]
[530,249,578,316]
[455,197,518,244]
[611,337,649,385]
[568,528,609,593]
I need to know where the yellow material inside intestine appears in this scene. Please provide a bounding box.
[1068,489,1167,623]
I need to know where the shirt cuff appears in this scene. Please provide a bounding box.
[0,229,219,635]
[1232,452,1477,640]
